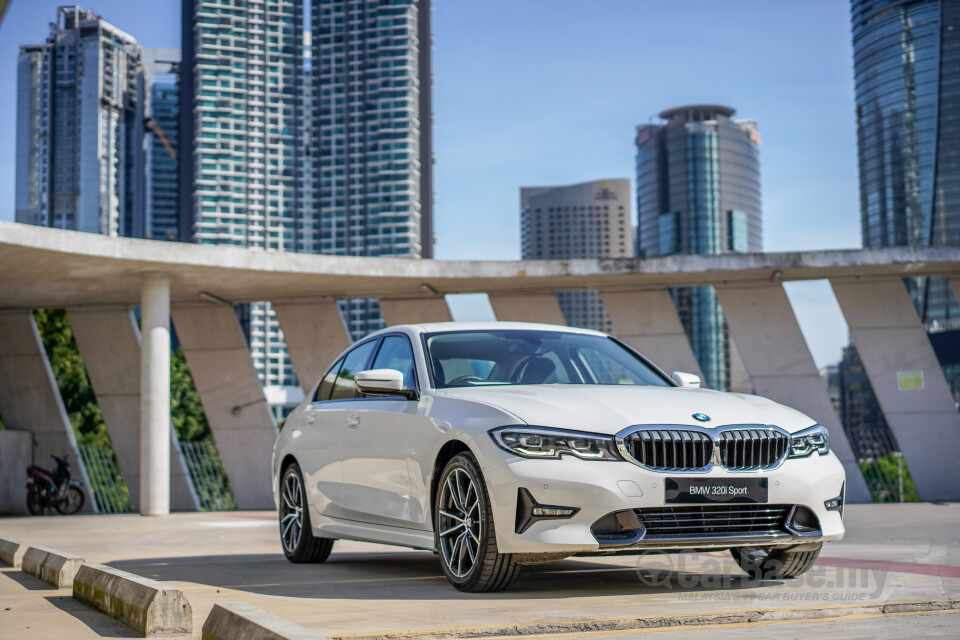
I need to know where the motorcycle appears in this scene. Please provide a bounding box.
[26,455,85,515]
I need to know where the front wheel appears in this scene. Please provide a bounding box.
[279,463,334,563]
[436,452,520,592]
[55,486,85,514]
[730,544,822,579]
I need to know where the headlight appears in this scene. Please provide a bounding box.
[789,424,830,458]
[490,426,622,461]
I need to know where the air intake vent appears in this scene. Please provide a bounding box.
[635,504,791,539]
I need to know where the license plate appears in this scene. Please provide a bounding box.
[665,477,768,504]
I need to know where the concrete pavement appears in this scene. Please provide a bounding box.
[0,503,957,639]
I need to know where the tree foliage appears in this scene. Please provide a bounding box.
[171,347,210,441]
[34,309,109,446]
[859,452,921,502]
[32,309,210,445]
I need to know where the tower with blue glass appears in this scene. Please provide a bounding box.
[852,0,960,331]
[635,105,762,391]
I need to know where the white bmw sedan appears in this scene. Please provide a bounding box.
[273,322,845,592]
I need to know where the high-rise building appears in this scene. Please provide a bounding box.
[520,180,632,332]
[144,48,181,242]
[181,0,308,415]
[15,6,146,236]
[845,0,960,451]
[635,105,761,391]
[851,0,960,329]
[311,0,433,340]
[181,0,432,415]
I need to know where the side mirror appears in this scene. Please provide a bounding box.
[671,371,701,388]
[355,369,417,399]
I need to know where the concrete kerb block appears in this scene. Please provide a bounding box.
[73,563,192,638]
[0,538,28,568]
[202,602,328,640]
[21,545,84,587]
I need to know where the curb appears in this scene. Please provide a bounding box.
[332,599,960,640]
[73,562,193,638]
[21,545,84,588]
[0,538,28,568]
[203,601,328,640]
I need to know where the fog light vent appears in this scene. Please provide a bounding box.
[515,488,579,534]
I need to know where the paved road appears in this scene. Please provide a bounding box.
[0,503,957,639]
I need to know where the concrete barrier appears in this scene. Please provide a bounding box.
[21,545,84,587]
[0,538,28,568]
[202,601,327,640]
[73,563,192,638]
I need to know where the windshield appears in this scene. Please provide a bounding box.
[424,329,672,389]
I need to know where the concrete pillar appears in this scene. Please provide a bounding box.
[273,300,351,392]
[0,311,96,512]
[69,307,199,511]
[378,297,453,326]
[601,289,703,377]
[715,284,871,503]
[171,303,277,509]
[141,273,171,516]
[488,293,566,325]
[831,278,960,502]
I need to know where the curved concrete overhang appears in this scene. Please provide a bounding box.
[2,220,960,309]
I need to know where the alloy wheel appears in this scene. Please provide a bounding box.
[280,470,304,553]
[438,467,482,578]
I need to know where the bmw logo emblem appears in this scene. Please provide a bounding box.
[692,413,710,423]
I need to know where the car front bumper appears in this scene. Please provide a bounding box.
[471,434,846,555]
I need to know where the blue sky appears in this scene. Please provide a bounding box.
[0,0,858,369]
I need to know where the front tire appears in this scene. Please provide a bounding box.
[730,544,822,579]
[279,463,334,563]
[435,452,520,592]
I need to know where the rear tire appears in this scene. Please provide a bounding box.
[26,488,44,516]
[279,463,334,563]
[730,544,822,579]
[56,486,84,514]
[435,452,520,592]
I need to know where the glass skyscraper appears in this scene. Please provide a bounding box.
[852,0,960,329]
[15,6,146,236]
[181,0,432,414]
[144,48,181,242]
[311,0,433,340]
[635,105,761,391]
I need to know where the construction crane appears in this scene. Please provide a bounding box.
[145,116,177,165]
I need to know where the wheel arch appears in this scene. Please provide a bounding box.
[429,439,474,524]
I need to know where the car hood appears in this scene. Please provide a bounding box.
[432,385,816,435]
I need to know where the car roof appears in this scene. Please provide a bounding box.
[370,321,609,338]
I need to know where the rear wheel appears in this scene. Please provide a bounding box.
[279,463,334,563]
[730,544,822,579]
[55,486,84,514]
[26,488,44,516]
[436,452,520,592]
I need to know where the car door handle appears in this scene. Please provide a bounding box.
[346,413,360,429]
[305,414,316,424]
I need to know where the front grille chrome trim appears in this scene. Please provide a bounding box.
[615,424,792,473]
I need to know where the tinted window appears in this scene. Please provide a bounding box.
[314,357,344,402]
[424,330,670,389]
[330,340,378,400]
[371,335,416,389]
